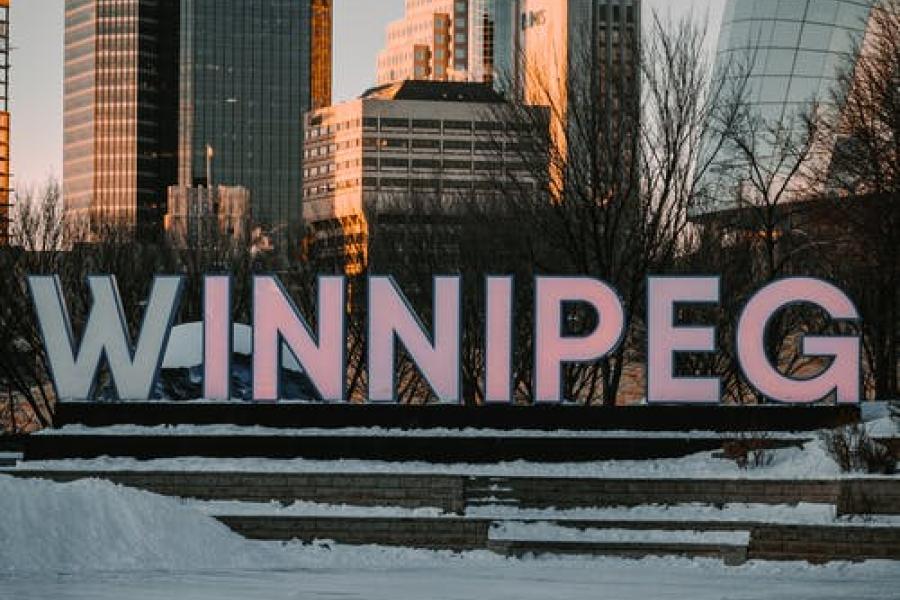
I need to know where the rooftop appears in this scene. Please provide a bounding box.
[359,80,507,103]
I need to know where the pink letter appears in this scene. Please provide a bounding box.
[534,277,624,403]
[647,277,720,403]
[369,276,460,403]
[204,276,232,401]
[737,278,860,404]
[485,276,513,403]
[253,276,345,402]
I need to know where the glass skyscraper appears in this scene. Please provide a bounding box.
[178,0,332,244]
[698,0,876,212]
[715,0,874,124]
[64,0,180,238]
[65,0,332,244]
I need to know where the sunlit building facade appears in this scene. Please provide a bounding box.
[0,0,9,246]
[178,0,332,247]
[699,0,876,213]
[302,81,540,273]
[63,0,180,238]
[376,0,518,91]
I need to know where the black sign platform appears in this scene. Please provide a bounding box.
[53,402,859,432]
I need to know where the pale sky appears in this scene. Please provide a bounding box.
[10,0,723,192]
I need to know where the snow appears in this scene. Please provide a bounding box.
[0,475,286,575]
[162,322,302,372]
[469,503,840,525]
[0,475,897,599]
[489,522,751,546]
[40,423,815,439]
[11,437,871,479]
[189,498,447,518]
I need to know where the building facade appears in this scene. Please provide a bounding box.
[699,0,876,212]
[63,0,180,238]
[376,0,518,91]
[178,0,332,246]
[302,81,540,273]
[517,0,641,118]
[165,183,251,250]
[0,0,9,246]
[64,0,332,245]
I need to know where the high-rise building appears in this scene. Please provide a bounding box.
[376,0,518,90]
[64,0,332,245]
[63,0,180,238]
[302,80,542,273]
[0,0,9,246]
[178,0,332,245]
[517,0,641,121]
[698,0,876,213]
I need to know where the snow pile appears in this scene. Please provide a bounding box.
[0,475,291,575]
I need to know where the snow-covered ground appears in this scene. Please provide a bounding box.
[0,475,897,600]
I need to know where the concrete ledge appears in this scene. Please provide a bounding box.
[486,539,749,565]
[466,477,843,508]
[749,524,900,562]
[217,515,491,551]
[11,434,804,462]
[3,470,467,513]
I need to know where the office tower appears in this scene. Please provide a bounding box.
[376,0,518,90]
[0,0,8,246]
[302,81,541,273]
[699,0,876,213]
[178,0,332,246]
[518,0,641,119]
[63,0,180,238]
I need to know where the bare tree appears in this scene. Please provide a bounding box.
[818,1,900,401]
[492,11,744,405]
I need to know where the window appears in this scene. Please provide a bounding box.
[444,120,472,132]
[412,138,441,150]
[444,140,471,152]
[412,159,441,170]
[380,157,409,169]
[381,117,410,130]
[412,119,441,131]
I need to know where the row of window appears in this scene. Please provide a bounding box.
[304,137,533,160]
[305,157,530,179]
[307,118,526,139]
[305,176,521,197]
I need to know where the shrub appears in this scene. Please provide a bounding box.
[820,424,897,475]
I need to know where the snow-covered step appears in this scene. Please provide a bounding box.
[487,521,750,565]
[0,452,20,467]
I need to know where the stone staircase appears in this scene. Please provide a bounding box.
[4,468,899,564]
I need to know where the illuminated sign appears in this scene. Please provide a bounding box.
[28,275,861,404]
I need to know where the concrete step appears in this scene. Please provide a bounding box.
[487,538,749,565]
[216,515,492,552]
[7,470,900,516]
[7,433,805,462]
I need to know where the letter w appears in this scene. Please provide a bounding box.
[28,275,183,401]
